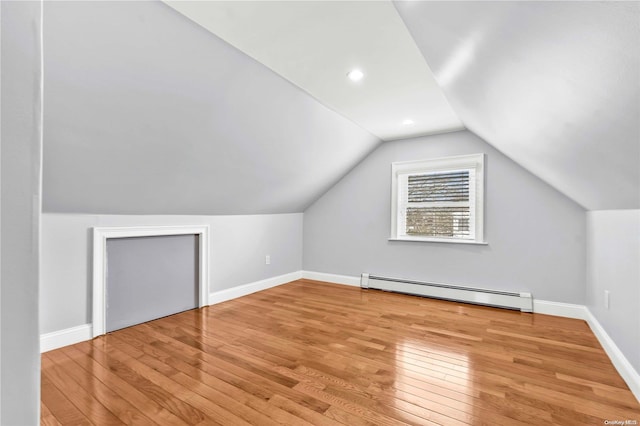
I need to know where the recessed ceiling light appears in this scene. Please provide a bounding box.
[347,69,364,82]
[402,119,415,126]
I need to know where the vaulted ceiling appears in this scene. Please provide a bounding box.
[43,1,639,214]
[43,1,380,214]
[395,1,639,210]
[164,1,463,140]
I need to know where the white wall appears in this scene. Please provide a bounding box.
[40,213,302,334]
[304,131,587,303]
[587,210,640,373]
[1,1,42,423]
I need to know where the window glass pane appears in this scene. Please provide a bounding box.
[406,206,470,238]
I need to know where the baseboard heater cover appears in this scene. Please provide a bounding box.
[361,273,533,312]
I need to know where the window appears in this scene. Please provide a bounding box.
[391,153,485,244]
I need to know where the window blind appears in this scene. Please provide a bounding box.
[407,171,469,202]
[391,153,484,243]
[403,170,472,239]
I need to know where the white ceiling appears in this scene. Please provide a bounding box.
[163,1,463,141]
[43,1,638,215]
[396,1,640,210]
[156,0,639,211]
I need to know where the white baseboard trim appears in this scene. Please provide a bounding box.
[40,271,303,353]
[208,271,303,305]
[532,299,588,320]
[584,309,640,402]
[301,271,360,286]
[533,300,639,401]
[40,323,93,353]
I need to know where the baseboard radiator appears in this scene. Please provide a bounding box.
[360,273,533,312]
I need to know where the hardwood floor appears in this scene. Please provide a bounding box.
[41,279,640,425]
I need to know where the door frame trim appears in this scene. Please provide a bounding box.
[92,225,210,337]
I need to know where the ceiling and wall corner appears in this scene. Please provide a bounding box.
[394,1,640,210]
[42,1,380,215]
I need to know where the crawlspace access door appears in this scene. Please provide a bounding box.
[105,234,199,332]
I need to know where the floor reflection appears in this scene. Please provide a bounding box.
[393,338,475,421]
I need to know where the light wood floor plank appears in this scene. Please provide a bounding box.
[46,349,156,426]
[42,280,640,425]
[62,344,192,425]
[42,353,125,425]
[40,400,64,426]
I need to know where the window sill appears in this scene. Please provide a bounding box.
[388,237,488,245]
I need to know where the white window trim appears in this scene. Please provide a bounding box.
[390,153,485,244]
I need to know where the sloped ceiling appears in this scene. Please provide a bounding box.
[44,1,639,214]
[42,1,380,214]
[163,1,463,140]
[395,1,640,210]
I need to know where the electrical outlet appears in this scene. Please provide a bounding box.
[265,255,271,265]
[604,290,610,310]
